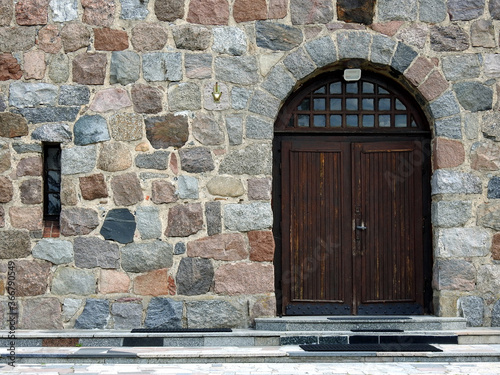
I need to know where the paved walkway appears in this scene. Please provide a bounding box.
[2,362,500,374]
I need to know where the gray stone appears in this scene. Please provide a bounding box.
[477,265,500,294]
[431,25,469,52]
[477,202,500,231]
[205,201,221,236]
[219,143,272,175]
[226,116,243,145]
[109,113,143,141]
[192,113,224,145]
[62,298,82,322]
[185,53,212,79]
[121,241,173,273]
[111,302,143,329]
[431,170,482,195]
[246,116,273,139]
[429,92,461,119]
[215,56,259,85]
[224,202,273,232]
[248,177,272,200]
[231,87,251,110]
[74,299,109,329]
[290,0,333,24]
[74,236,120,268]
[32,238,73,264]
[397,24,428,49]
[179,147,214,173]
[419,0,447,23]
[391,42,417,73]
[135,151,170,170]
[50,0,78,22]
[471,19,495,48]
[9,82,58,108]
[249,91,280,119]
[48,54,69,83]
[262,65,295,101]
[155,0,184,21]
[435,116,462,139]
[20,298,63,330]
[136,206,162,240]
[0,230,31,259]
[14,107,80,124]
[174,242,186,255]
[51,267,95,295]
[60,207,99,236]
[177,176,198,199]
[370,35,397,66]
[484,54,500,78]
[377,0,417,21]
[12,143,43,154]
[453,82,493,112]
[110,51,140,85]
[213,27,247,56]
[100,209,136,245]
[433,259,476,291]
[448,0,484,21]
[143,52,182,82]
[458,296,484,327]
[338,32,370,60]
[31,123,72,143]
[172,24,211,51]
[145,298,183,329]
[464,113,479,140]
[283,47,316,80]
[61,145,97,175]
[488,177,500,198]
[492,300,500,327]
[432,201,471,227]
[255,21,303,51]
[111,172,143,206]
[120,0,149,19]
[168,82,201,111]
[0,26,37,52]
[59,85,90,105]
[436,228,490,257]
[491,0,500,19]
[19,179,41,204]
[442,55,480,81]
[187,300,246,328]
[176,257,214,296]
[74,115,110,146]
[305,36,337,67]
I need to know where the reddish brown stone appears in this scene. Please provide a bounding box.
[61,23,91,52]
[131,23,168,52]
[43,338,79,347]
[471,143,500,171]
[9,206,43,231]
[251,295,276,320]
[79,174,108,200]
[268,0,288,19]
[0,113,27,137]
[0,176,13,203]
[214,263,274,295]
[94,28,129,51]
[187,0,229,25]
[23,50,46,79]
[248,178,272,200]
[99,269,130,294]
[433,138,465,169]
[419,71,449,101]
[90,88,132,112]
[15,0,49,25]
[370,21,404,36]
[17,157,42,177]
[0,53,22,80]
[0,206,4,227]
[134,268,170,296]
[131,84,163,114]
[248,231,275,262]
[38,25,62,53]
[492,233,500,260]
[233,0,267,22]
[170,153,179,175]
[60,207,99,236]
[145,115,189,149]
[20,179,43,204]
[61,178,78,206]
[165,203,203,237]
[72,53,107,85]
[187,233,248,261]
[111,172,143,206]
[337,0,375,25]
[151,180,177,204]
[81,0,115,27]
[404,56,435,87]
[167,275,176,295]
[20,297,63,329]
[15,260,51,296]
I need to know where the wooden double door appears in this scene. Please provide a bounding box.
[279,136,429,315]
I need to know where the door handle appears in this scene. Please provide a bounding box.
[356,225,367,230]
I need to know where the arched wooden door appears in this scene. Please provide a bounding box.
[273,70,432,315]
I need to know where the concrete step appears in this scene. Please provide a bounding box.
[255,316,468,331]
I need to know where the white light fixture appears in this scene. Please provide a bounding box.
[344,68,361,81]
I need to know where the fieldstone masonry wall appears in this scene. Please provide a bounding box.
[0,0,500,329]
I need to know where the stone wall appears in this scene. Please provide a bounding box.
[0,0,500,329]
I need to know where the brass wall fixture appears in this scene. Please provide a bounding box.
[212,82,222,102]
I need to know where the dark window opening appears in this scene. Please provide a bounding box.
[43,143,61,238]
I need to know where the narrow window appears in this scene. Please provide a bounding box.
[43,143,61,238]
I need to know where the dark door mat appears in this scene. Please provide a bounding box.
[131,328,232,333]
[381,335,458,345]
[328,316,411,320]
[299,343,442,352]
[123,337,164,347]
[351,329,404,332]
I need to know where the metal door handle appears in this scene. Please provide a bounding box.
[356,225,367,230]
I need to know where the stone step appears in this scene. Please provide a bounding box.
[255,316,469,331]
